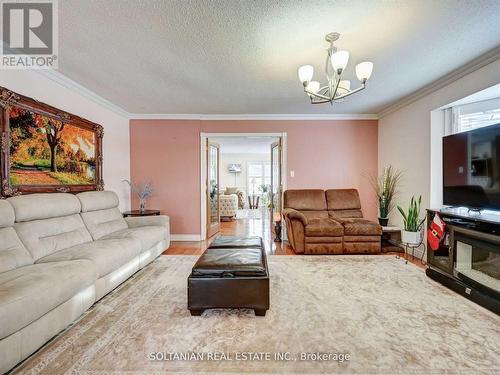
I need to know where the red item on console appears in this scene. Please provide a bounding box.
[427,213,446,251]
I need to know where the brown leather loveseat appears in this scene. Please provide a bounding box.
[283,189,382,254]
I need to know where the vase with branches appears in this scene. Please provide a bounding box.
[370,165,403,226]
[123,180,153,213]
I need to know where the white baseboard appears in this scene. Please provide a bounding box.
[170,234,202,242]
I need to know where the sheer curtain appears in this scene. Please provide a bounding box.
[247,161,271,196]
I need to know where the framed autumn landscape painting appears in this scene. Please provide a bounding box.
[0,87,103,196]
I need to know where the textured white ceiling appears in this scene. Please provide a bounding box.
[58,0,500,114]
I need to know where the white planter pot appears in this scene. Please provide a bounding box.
[401,230,421,245]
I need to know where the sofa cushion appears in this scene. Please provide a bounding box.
[326,189,361,210]
[225,187,238,195]
[328,209,364,219]
[284,189,327,211]
[302,211,329,220]
[37,238,141,278]
[7,193,81,222]
[0,227,33,273]
[77,191,120,212]
[326,189,364,218]
[80,208,128,240]
[0,200,34,273]
[102,226,165,252]
[0,260,97,339]
[0,200,15,228]
[336,218,382,236]
[14,214,93,262]
[77,191,128,240]
[305,218,344,237]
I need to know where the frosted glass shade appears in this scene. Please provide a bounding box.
[355,61,373,81]
[339,80,351,90]
[331,50,349,72]
[298,65,314,83]
[306,81,320,93]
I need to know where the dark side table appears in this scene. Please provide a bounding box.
[381,226,403,252]
[123,210,160,217]
[248,195,260,209]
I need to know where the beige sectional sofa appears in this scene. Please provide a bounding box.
[0,191,170,373]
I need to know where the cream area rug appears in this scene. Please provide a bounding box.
[14,255,500,374]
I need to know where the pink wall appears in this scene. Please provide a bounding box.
[130,119,378,235]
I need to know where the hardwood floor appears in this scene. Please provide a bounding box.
[164,208,295,255]
[163,208,426,269]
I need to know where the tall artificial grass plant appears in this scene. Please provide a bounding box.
[370,166,403,226]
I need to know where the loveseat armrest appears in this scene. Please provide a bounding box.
[124,215,170,237]
[283,208,308,225]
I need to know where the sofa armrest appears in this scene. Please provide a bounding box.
[283,208,308,225]
[125,215,170,237]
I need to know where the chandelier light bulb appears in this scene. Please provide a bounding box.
[331,50,349,72]
[355,61,373,82]
[298,65,314,84]
[306,81,320,93]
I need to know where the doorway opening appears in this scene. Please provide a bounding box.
[200,133,287,251]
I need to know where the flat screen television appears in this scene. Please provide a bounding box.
[443,122,500,210]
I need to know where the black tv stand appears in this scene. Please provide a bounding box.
[426,209,500,315]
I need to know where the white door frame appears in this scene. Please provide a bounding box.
[200,132,288,240]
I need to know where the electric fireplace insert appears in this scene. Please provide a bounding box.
[426,208,500,314]
[454,232,500,297]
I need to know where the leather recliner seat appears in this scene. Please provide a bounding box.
[283,189,382,254]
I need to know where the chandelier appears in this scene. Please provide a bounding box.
[297,32,373,105]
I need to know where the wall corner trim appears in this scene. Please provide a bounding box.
[377,46,500,118]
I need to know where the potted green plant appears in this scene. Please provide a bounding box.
[370,166,403,226]
[397,195,426,245]
[259,184,271,205]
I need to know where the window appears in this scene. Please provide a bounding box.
[247,161,271,196]
[452,98,500,133]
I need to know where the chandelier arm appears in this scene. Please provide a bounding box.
[309,92,331,101]
[330,75,341,101]
[333,84,366,100]
[310,97,331,104]
[304,89,330,101]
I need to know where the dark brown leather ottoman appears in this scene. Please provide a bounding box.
[188,237,269,316]
[209,235,263,249]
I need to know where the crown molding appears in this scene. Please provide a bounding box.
[128,113,378,120]
[30,69,379,121]
[35,69,130,118]
[378,46,500,118]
